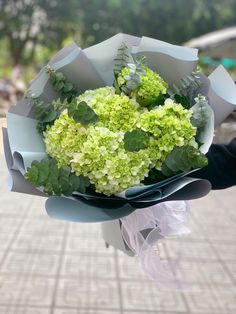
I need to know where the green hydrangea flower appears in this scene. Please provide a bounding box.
[43,110,88,167]
[138,98,197,169]
[71,126,151,195]
[118,65,168,107]
[43,88,197,195]
[76,87,140,132]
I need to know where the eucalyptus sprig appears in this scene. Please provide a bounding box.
[168,71,202,109]
[115,57,146,97]
[191,94,209,130]
[25,158,90,196]
[169,71,202,97]
[113,42,129,94]
[121,56,146,95]
[45,65,77,102]
[161,145,208,177]
[25,91,60,132]
[114,42,129,75]
[191,94,211,147]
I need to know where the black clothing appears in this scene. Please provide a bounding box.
[193,138,236,189]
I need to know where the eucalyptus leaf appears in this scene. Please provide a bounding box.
[60,166,71,178]
[41,110,58,123]
[25,165,39,186]
[162,145,208,176]
[119,58,146,96]
[168,71,201,102]
[70,174,81,190]
[68,100,99,125]
[78,175,91,193]
[191,94,209,129]
[44,182,54,196]
[25,91,59,132]
[45,65,77,102]
[37,161,50,185]
[25,158,91,197]
[124,129,149,152]
[114,42,129,74]
[55,72,64,81]
[161,164,174,177]
[63,83,74,92]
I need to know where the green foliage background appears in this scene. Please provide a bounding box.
[0,0,236,76]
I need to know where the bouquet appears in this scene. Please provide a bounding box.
[3,33,236,287]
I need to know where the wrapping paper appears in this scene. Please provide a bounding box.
[4,33,234,221]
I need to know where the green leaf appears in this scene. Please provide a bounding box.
[68,101,99,125]
[77,175,91,194]
[52,182,62,196]
[161,164,174,177]
[173,147,189,172]
[55,81,64,91]
[114,42,129,74]
[62,185,74,197]
[55,72,64,81]
[191,94,209,129]
[143,168,167,185]
[41,109,58,123]
[48,71,57,83]
[44,182,54,196]
[63,83,74,93]
[59,176,71,192]
[168,71,202,101]
[25,159,50,187]
[146,93,166,109]
[113,73,122,95]
[113,44,147,97]
[25,165,39,186]
[161,145,208,176]
[118,57,146,97]
[48,165,59,184]
[37,161,50,185]
[31,160,40,167]
[24,158,91,196]
[25,91,60,133]
[174,94,191,109]
[69,174,81,190]
[124,129,149,152]
[60,166,71,178]
[45,65,77,103]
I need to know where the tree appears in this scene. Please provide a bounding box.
[1,0,236,66]
[77,0,236,46]
[0,0,79,65]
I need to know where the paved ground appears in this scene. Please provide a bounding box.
[0,118,236,314]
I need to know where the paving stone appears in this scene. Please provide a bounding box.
[121,280,187,311]
[1,251,60,276]
[0,307,50,314]
[0,125,236,313]
[0,275,55,306]
[55,278,120,310]
[60,254,116,279]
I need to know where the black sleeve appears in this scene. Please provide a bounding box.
[192,138,236,189]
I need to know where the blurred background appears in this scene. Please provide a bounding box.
[0,1,236,314]
[1,0,236,116]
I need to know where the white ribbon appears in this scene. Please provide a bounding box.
[120,201,192,289]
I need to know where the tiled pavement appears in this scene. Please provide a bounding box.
[0,120,236,314]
